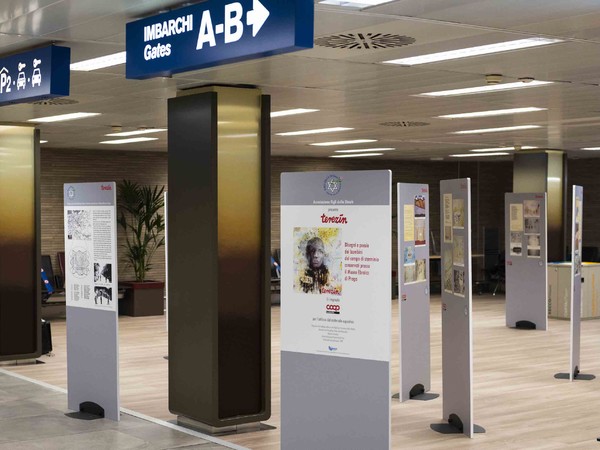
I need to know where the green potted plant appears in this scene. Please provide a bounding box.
[117,180,166,316]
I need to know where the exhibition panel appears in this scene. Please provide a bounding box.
[505,193,548,330]
[168,87,271,429]
[0,125,40,361]
[570,186,584,380]
[64,182,119,421]
[281,170,391,449]
[437,178,478,438]
[397,183,431,402]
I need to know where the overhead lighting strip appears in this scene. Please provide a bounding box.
[470,146,537,152]
[451,152,511,158]
[100,137,159,145]
[438,107,546,119]
[271,108,319,118]
[452,125,541,135]
[71,52,127,71]
[311,139,377,147]
[28,112,101,123]
[384,38,563,66]
[276,127,353,136]
[330,153,383,158]
[418,80,553,98]
[106,128,167,137]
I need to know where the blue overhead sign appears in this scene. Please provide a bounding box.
[0,45,70,106]
[126,0,314,79]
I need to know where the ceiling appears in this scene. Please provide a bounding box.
[1,0,600,161]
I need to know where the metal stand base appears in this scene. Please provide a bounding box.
[515,320,536,330]
[431,414,485,435]
[176,416,276,436]
[555,366,595,380]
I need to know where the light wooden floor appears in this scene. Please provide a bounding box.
[9,296,600,449]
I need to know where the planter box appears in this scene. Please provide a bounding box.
[119,281,165,317]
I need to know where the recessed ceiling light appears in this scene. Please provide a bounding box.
[276,127,353,136]
[430,157,444,161]
[470,146,538,152]
[271,108,319,118]
[311,139,377,147]
[100,137,159,145]
[438,107,547,119]
[330,153,384,158]
[418,80,553,97]
[39,140,48,144]
[28,112,101,123]
[334,148,395,153]
[384,38,563,66]
[581,147,600,150]
[70,52,127,71]
[452,125,541,135]
[105,128,167,137]
[450,152,511,158]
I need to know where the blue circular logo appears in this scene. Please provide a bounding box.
[324,175,342,196]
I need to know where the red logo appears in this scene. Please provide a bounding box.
[321,214,348,224]
[422,188,428,193]
[101,185,112,191]
[326,304,340,314]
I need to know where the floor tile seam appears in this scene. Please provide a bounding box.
[0,369,248,450]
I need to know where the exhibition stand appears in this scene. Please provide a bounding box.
[432,178,484,438]
[505,193,548,330]
[555,186,594,381]
[397,183,435,402]
[64,182,120,421]
[280,170,392,450]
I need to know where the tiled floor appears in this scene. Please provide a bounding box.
[0,372,230,450]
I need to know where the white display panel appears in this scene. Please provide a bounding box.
[281,204,391,362]
[64,183,117,312]
[397,183,430,401]
[281,170,391,450]
[439,178,475,438]
[64,181,119,421]
[505,193,548,330]
[570,185,583,380]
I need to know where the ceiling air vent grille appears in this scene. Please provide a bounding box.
[315,33,416,50]
[31,97,79,106]
[380,121,429,127]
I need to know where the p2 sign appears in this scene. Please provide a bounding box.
[0,45,70,106]
[126,0,314,79]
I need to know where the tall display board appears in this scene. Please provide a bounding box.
[570,186,583,380]
[437,178,477,437]
[397,183,430,401]
[281,171,391,450]
[505,193,548,330]
[64,182,119,421]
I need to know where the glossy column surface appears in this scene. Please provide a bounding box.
[513,151,565,261]
[168,87,270,426]
[0,126,40,359]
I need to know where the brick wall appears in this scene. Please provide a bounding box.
[40,149,542,283]
[41,149,168,283]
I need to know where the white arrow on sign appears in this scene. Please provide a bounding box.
[246,0,270,37]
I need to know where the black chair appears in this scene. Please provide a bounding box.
[41,255,64,304]
[583,246,599,263]
[486,252,506,296]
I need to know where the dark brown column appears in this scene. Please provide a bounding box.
[513,150,567,261]
[168,87,270,429]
